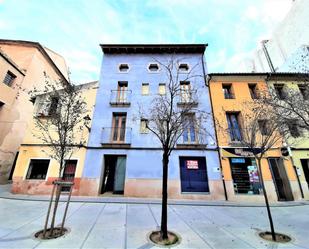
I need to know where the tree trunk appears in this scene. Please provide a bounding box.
[160,151,169,240]
[257,158,276,241]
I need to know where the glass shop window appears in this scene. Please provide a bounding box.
[229,157,262,195]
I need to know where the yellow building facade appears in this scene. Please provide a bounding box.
[12,81,98,195]
[267,74,309,200]
[208,73,303,202]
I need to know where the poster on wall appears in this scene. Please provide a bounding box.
[186,160,199,169]
[247,165,259,183]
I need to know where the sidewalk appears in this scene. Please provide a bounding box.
[1,184,308,207]
[0,194,309,248]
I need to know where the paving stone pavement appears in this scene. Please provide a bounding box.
[0,197,309,249]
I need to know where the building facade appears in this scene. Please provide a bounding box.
[208,73,303,202]
[266,73,309,200]
[11,81,98,195]
[80,45,225,200]
[0,39,68,184]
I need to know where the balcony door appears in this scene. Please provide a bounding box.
[112,113,126,143]
[180,81,191,103]
[117,82,128,103]
[183,114,196,143]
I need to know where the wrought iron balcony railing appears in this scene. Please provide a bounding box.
[101,127,132,146]
[177,90,198,106]
[109,90,132,106]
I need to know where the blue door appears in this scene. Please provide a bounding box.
[179,157,209,192]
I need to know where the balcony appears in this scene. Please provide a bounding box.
[177,131,206,149]
[101,127,132,148]
[177,90,198,107]
[109,90,132,107]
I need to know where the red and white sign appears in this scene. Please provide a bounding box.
[186,160,199,169]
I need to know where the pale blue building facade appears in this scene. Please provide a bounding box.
[81,45,225,200]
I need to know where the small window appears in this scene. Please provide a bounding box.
[222,84,234,99]
[148,63,159,72]
[258,119,270,135]
[26,159,50,180]
[178,63,189,72]
[119,64,129,72]
[140,119,149,133]
[248,84,258,99]
[141,83,149,95]
[274,84,285,100]
[159,83,166,95]
[3,71,16,86]
[298,84,309,100]
[287,119,301,138]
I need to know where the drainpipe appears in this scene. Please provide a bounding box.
[261,40,275,72]
[202,54,228,201]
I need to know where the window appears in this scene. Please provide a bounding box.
[258,119,271,135]
[112,113,127,142]
[140,119,149,133]
[178,63,189,72]
[230,157,261,195]
[182,114,196,143]
[26,159,50,180]
[119,64,129,72]
[48,97,59,115]
[3,71,16,86]
[248,84,258,99]
[159,83,166,95]
[117,82,128,102]
[148,63,159,72]
[180,81,191,103]
[222,84,234,99]
[62,160,77,191]
[274,84,286,100]
[287,119,301,138]
[298,84,309,100]
[141,83,149,95]
[226,112,242,142]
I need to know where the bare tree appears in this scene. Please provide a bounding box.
[264,73,309,133]
[31,75,89,238]
[218,102,289,241]
[139,57,211,242]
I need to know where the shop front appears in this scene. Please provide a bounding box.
[220,147,299,202]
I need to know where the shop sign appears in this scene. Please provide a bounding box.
[221,148,262,157]
[186,160,199,169]
[247,165,260,183]
[231,158,246,163]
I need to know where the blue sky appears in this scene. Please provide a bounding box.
[0,0,293,84]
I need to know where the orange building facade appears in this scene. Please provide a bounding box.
[208,73,303,202]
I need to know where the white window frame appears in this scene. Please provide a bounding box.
[178,63,191,73]
[147,62,160,73]
[23,157,51,181]
[118,63,130,73]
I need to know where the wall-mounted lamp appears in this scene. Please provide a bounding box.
[83,115,92,132]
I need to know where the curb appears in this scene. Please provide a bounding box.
[0,194,308,208]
